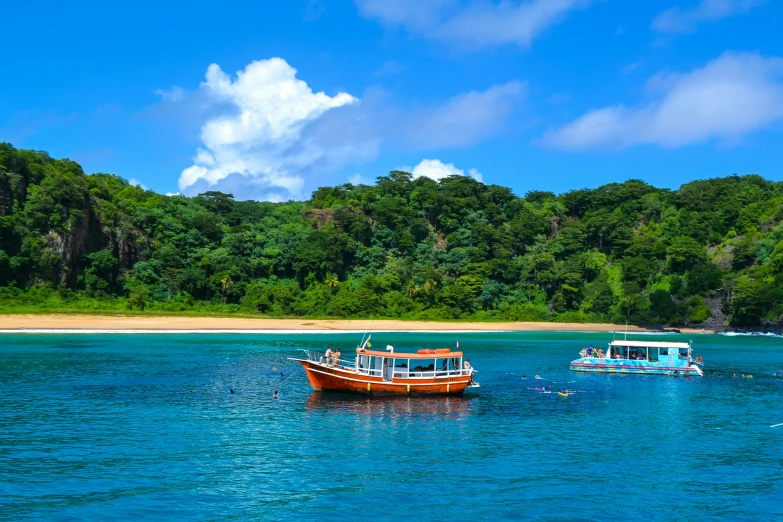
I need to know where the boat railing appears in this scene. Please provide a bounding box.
[365,368,474,379]
[299,350,357,370]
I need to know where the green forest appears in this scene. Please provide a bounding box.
[1,143,782,330]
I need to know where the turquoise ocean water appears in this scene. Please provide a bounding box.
[0,332,781,521]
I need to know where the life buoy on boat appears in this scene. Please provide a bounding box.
[436,348,451,354]
[417,349,438,354]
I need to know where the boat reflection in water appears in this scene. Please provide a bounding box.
[305,392,473,419]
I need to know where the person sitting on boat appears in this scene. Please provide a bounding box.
[696,355,703,363]
[464,360,472,371]
[325,347,333,365]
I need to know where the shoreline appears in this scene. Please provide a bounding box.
[0,314,714,334]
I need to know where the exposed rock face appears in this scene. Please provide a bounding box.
[305,208,336,229]
[700,296,728,332]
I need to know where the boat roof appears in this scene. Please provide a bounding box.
[355,348,464,359]
[609,340,691,348]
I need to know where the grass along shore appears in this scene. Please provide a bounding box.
[0,314,714,334]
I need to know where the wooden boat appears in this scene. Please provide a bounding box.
[570,340,703,376]
[290,339,478,396]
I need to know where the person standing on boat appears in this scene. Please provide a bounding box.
[325,347,333,366]
[333,348,341,368]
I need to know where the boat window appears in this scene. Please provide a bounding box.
[410,359,435,376]
[679,349,689,359]
[394,360,408,368]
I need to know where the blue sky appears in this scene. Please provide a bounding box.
[2,0,782,200]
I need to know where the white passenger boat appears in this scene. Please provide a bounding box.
[570,340,703,376]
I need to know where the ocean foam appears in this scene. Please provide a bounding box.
[721,331,783,338]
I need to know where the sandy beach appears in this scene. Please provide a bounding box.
[0,314,713,334]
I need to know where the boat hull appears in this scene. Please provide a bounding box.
[570,358,703,376]
[297,360,472,395]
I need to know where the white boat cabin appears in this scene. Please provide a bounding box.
[602,340,693,363]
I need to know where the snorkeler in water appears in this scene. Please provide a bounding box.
[273,389,279,399]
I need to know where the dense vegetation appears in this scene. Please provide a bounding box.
[1,143,782,329]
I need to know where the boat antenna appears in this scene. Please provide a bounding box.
[624,320,628,341]
[359,316,373,347]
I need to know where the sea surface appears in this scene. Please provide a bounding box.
[0,332,781,521]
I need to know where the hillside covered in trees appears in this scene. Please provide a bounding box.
[1,143,782,330]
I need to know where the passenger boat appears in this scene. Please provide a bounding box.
[290,337,478,396]
[570,340,703,376]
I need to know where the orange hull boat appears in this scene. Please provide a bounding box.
[291,346,477,396]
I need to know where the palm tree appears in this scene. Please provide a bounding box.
[408,286,418,298]
[221,275,233,304]
[325,273,339,292]
[424,280,436,294]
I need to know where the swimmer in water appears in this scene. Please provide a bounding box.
[273,365,277,370]
[273,389,279,399]
[228,388,235,394]
[280,372,284,377]
[535,375,542,379]
[522,375,527,380]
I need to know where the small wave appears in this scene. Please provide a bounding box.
[721,331,783,338]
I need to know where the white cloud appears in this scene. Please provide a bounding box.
[410,159,484,182]
[163,58,523,201]
[403,81,526,148]
[652,0,764,34]
[542,52,783,150]
[128,178,147,189]
[355,0,590,49]
[154,86,186,102]
[177,58,357,199]
[165,191,181,197]
[468,168,484,183]
[348,173,374,185]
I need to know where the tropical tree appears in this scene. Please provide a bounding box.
[221,275,233,304]
[325,273,339,292]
